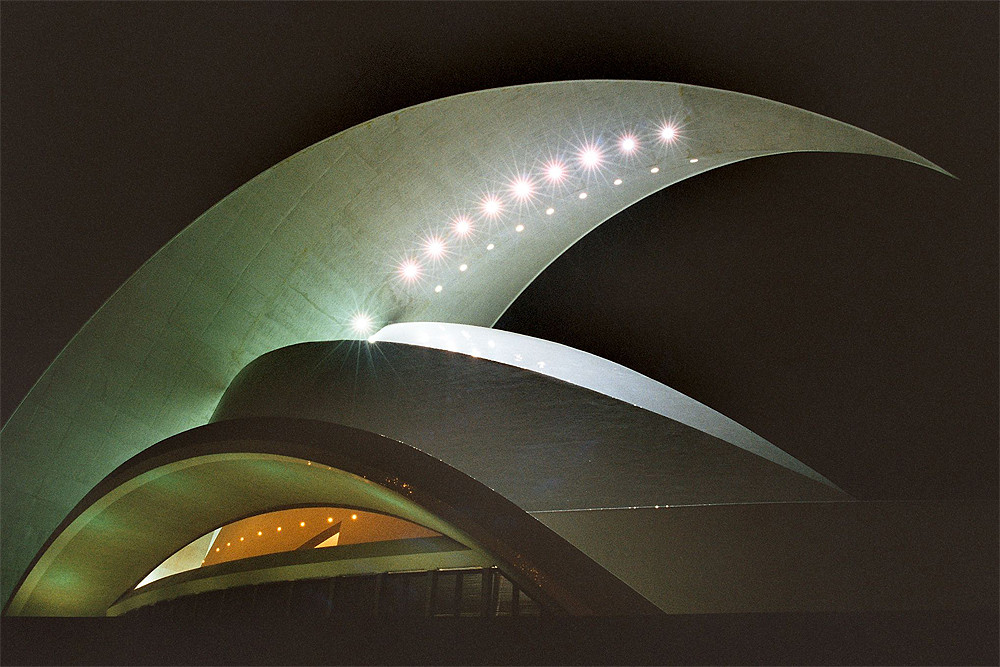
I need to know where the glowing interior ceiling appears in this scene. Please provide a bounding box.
[0,80,947,606]
[136,506,441,590]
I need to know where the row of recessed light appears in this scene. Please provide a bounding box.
[209,514,359,554]
[350,123,693,335]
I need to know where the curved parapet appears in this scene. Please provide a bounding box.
[1,80,946,605]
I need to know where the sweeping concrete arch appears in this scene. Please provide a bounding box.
[213,337,848,508]
[5,418,659,617]
[0,80,948,605]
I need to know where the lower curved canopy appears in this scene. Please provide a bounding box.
[5,418,659,617]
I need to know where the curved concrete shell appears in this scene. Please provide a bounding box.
[0,80,947,606]
[369,322,838,487]
[212,337,847,509]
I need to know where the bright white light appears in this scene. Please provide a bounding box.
[650,166,660,174]
[544,161,567,183]
[659,124,678,143]
[578,192,588,200]
[481,195,502,218]
[618,134,639,154]
[459,263,468,272]
[689,158,699,163]
[434,285,443,293]
[486,243,494,250]
[398,259,421,282]
[509,176,535,201]
[578,144,603,171]
[545,207,554,215]
[613,178,623,186]
[452,215,472,237]
[515,224,524,232]
[350,312,374,334]
[423,237,446,259]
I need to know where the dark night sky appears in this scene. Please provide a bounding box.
[2,2,996,502]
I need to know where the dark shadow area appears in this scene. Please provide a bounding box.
[3,609,997,665]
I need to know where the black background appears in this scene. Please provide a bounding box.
[2,1,997,502]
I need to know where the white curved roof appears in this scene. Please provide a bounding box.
[0,80,946,605]
[370,322,836,487]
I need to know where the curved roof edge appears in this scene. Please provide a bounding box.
[369,322,842,490]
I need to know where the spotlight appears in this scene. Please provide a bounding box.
[578,144,603,171]
[481,195,502,218]
[689,158,699,163]
[579,192,588,199]
[659,124,678,143]
[650,166,660,174]
[398,259,421,283]
[545,207,554,215]
[515,224,524,232]
[434,284,443,293]
[510,176,535,201]
[619,134,639,154]
[452,215,472,237]
[486,243,495,250]
[350,312,373,335]
[459,264,468,272]
[613,178,623,186]
[544,161,567,183]
[423,236,446,259]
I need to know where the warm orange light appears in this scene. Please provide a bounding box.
[327,517,333,523]
[215,548,220,552]
[226,542,231,547]
[258,531,263,536]
[277,527,282,531]
[300,521,306,527]
[351,514,358,520]
[239,537,244,541]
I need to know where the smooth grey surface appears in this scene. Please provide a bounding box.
[534,501,999,614]
[213,341,848,511]
[0,80,945,605]
[370,322,838,488]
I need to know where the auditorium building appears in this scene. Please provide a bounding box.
[2,82,993,631]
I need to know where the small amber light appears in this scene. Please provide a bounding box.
[351,514,358,520]
[327,517,333,523]
[258,531,262,536]
[277,527,282,531]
